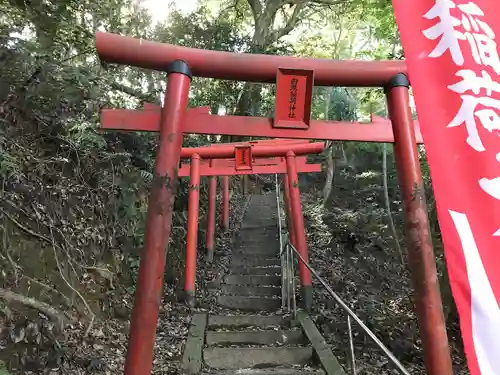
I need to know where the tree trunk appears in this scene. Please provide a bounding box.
[322,88,334,206]
[383,143,404,265]
[322,144,335,206]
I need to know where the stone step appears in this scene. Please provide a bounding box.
[217,295,281,311]
[239,225,277,231]
[213,369,325,375]
[233,242,280,251]
[239,228,277,234]
[220,285,281,296]
[238,231,278,240]
[205,329,305,346]
[231,257,280,267]
[236,239,279,247]
[242,217,277,222]
[241,222,278,230]
[230,266,281,275]
[234,243,279,251]
[203,347,313,369]
[233,248,279,256]
[225,275,281,286]
[208,315,287,328]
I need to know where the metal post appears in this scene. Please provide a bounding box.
[282,174,296,247]
[285,151,312,311]
[206,167,217,262]
[242,175,249,194]
[124,60,191,375]
[386,73,453,375]
[221,176,230,231]
[347,315,356,375]
[275,174,286,309]
[184,154,200,307]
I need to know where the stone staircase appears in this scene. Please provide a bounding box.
[183,192,345,375]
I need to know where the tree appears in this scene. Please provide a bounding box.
[213,0,354,119]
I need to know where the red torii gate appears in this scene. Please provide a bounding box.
[207,138,314,195]
[179,156,315,175]
[194,157,297,231]
[184,154,314,229]
[179,141,324,262]
[178,146,322,306]
[203,138,314,231]
[96,32,451,375]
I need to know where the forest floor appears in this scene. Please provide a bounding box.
[301,170,468,375]
[0,190,249,375]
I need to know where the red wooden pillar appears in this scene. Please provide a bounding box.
[285,151,312,311]
[221,176,230,231]
[184,154,200,307]
[282,174,295,247]
[206,168,217,262]
[386,73,453,375]
[125,61,191,375]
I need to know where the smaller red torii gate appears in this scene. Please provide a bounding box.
[177,140,323,260]
[178,156,316,176]
[178,146,322,306]
[205,138,314,195]
[183,156,315,232]
[201,138,315,232]
[177,140,324,263]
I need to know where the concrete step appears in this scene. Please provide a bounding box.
[233,248,279,256]
[208,315,287,328]
[238,230,276,236]
[213,369,325,375]
[225,275,281,286]
[230,266,281,275]
[203,347,313,369]
[238,226,277,232]
[219,284,281,296]
[241,222,278,230]
[217,295,281,311]
[231,257,280,267]
[238,231,278,241]
[235,242,278,248]
[236,240,279,248]
[205,329,305,346]
[239,225,277,232]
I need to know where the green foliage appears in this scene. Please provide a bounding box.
[0,360,11,375]
[0,151,23,182]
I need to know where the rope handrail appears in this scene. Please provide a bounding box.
[275,175,296,316]
[287,241,411,375]
[272,175,409,375]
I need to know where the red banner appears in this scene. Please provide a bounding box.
[392,1,500,374]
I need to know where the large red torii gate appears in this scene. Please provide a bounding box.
[96,31,451,375]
